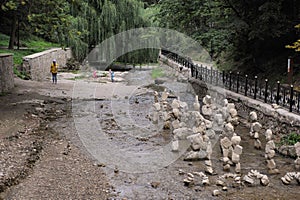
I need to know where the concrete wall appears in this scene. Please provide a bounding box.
[0,54,14,93]
[22,48,72,81]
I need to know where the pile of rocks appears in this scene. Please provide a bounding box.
[294,142,300,169]
[264,129,279,174]
[182,171,210,187]
[242,170,269,186]
[281,172,300,185]
[216,173,242,190]
[249,111,262,149]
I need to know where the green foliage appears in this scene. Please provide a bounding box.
[286,24,300,52]
[279,132,300,146]
[0,33,59,65]
[154,0,300,77]
[0,33,9,46]
[151,67,164,79]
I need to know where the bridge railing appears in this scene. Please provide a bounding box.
[161,49,300,114]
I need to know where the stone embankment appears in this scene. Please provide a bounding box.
[0,53,14,93]
[22,48,72,81]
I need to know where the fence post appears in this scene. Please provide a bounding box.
[222,71,225,85]
[229,71,232,90]
[216,71,219,86]
[264,79,268,103]
[205,66,208,82]
[236,72,240,93]
[210,66,213,84]
[245,75,248,96]
[298,92,300,112]
[254,76,258,99]
[290,85,294,112]
[276,81,280,105]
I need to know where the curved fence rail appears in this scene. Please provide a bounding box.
[161,49,300,114]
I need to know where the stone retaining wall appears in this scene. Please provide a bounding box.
[160,54,300,136]
[0,54,14,93]
[22,48,72,81]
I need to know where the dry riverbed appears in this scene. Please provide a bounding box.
[0,66,300,200]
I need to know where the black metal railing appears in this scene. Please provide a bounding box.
[161,49,300,114]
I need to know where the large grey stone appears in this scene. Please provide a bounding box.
[229,108,238,117]
[153,103,161,111]
[187,133,206,151]
[252,122,262,132]
[171,99,180,109]
[173,127,191,140]
[172,120,180,130]
[265,129,273,141]
[203,95,212,105]
[231,135,241,146]
[249,111,257,122]
[232,152,240,164]
[234,145,243,155]
[184,150,208,161]
[202,105,212,116]
[265,140,275,153]
[220,137,232,149]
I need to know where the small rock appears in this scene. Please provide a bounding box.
[222,186,228,191]
[205,160,212,166]
[281,177,290,185]
[260,175,269,186]
[202,178,210,185]
[178,169,184,175]
[171,140,179,152]
[223,164,231,171]
[212,189,220,196]
[151,181,160,188]
[205,166,214,175]
[187,173,194,178]
[183,178,193,187]
[243,175,254,185]
[216,180,225,187]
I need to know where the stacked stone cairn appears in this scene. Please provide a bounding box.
[294,142,300,170]
[281,172,300,185]
[242,170,270,186]
[249,111,262,149]
[264,129,279,174]
[220,127,243,173]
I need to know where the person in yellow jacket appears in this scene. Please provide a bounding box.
[50,59,58,84]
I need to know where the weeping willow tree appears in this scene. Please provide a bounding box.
[66,0,159,63]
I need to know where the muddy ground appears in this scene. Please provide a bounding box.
[0,65,300,200]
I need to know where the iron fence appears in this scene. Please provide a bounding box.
[161,50,300,114]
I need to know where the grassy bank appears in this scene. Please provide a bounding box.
[0,33,60,79]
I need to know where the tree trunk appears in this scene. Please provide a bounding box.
[8,12,17,49]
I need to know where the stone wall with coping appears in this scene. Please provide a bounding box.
[0,53,14,93]
[22,48,72,81]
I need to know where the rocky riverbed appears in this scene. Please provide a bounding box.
[0,64,300,199]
